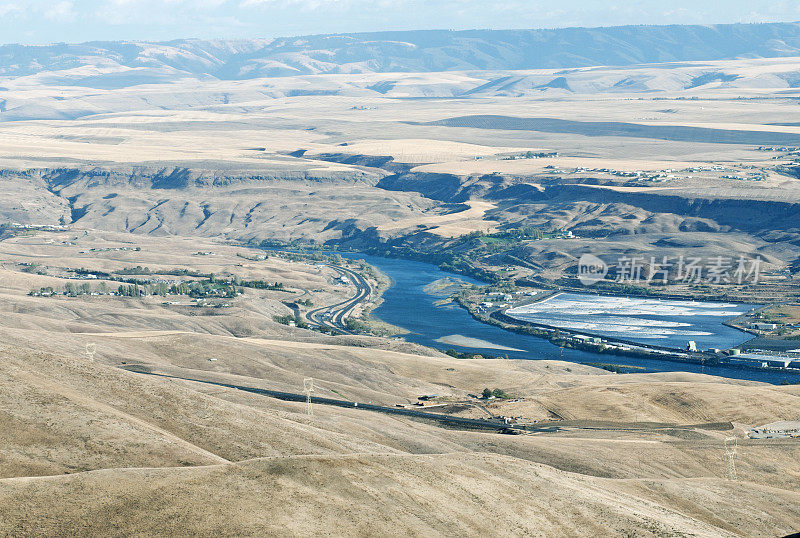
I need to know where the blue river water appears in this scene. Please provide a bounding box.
[337,252,800,385]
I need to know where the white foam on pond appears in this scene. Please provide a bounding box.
[506,293,749,347]
[509,294,744,318]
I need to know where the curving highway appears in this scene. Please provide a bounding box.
[305,264,372,334]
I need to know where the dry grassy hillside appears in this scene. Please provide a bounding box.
[3,453,799,537]
[0,232,797,535]
[2,49,800,534]
[1,343,799,536]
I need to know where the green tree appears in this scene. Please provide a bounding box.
[492,388,509,399]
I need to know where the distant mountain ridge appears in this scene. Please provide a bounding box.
[3,22,800,83]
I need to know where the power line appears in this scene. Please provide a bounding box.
[724,437,738,480]
[304,377,314,416]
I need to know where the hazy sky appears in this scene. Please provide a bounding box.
[2,0,800,44]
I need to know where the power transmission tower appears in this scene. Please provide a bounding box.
[303,378,314,416]
[724,437,738,480]
[85,343,97,362]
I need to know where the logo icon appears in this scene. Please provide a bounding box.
[577,254,608,286]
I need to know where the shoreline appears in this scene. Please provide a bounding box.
[250,242,800,381]
[504,292,754,352]
[454,291,800,379]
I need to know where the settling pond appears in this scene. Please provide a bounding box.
[336,252,800,385]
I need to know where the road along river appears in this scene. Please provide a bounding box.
[305,264,372,334]
[336,252,800,385]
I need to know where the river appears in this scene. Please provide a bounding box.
[338,252,800,385]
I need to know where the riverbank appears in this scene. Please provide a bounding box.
[455,293,800,379]
[455,293,718,365]
[246,242,800,383]
[254,247,405,336]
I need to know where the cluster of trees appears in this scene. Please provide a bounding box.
[444,348,488,360]
[455,227,544,243]
[439,253,475,274]
[583,362,625,374]
[354,260,378,281]
[31,272,290,300]
[74,267,111,278]
[273,314,311,329]
[66,281,98,296]
[30,281,108,297]
[503,151,558,160]
[177,281,239,299]
[112,267,284,291]
[116,266,154,275]
[344,318,394,337]
[429,251,500,284]
[119,281,241,298]
[481,388,510,399]
[116,266,210,278]
[239,279,283,290]
[504,227,544,240]
[29,286,58,297]
[117,284,146,297]
[21,263,45,275]
[30,279,242,299]
[0,223,16,240]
